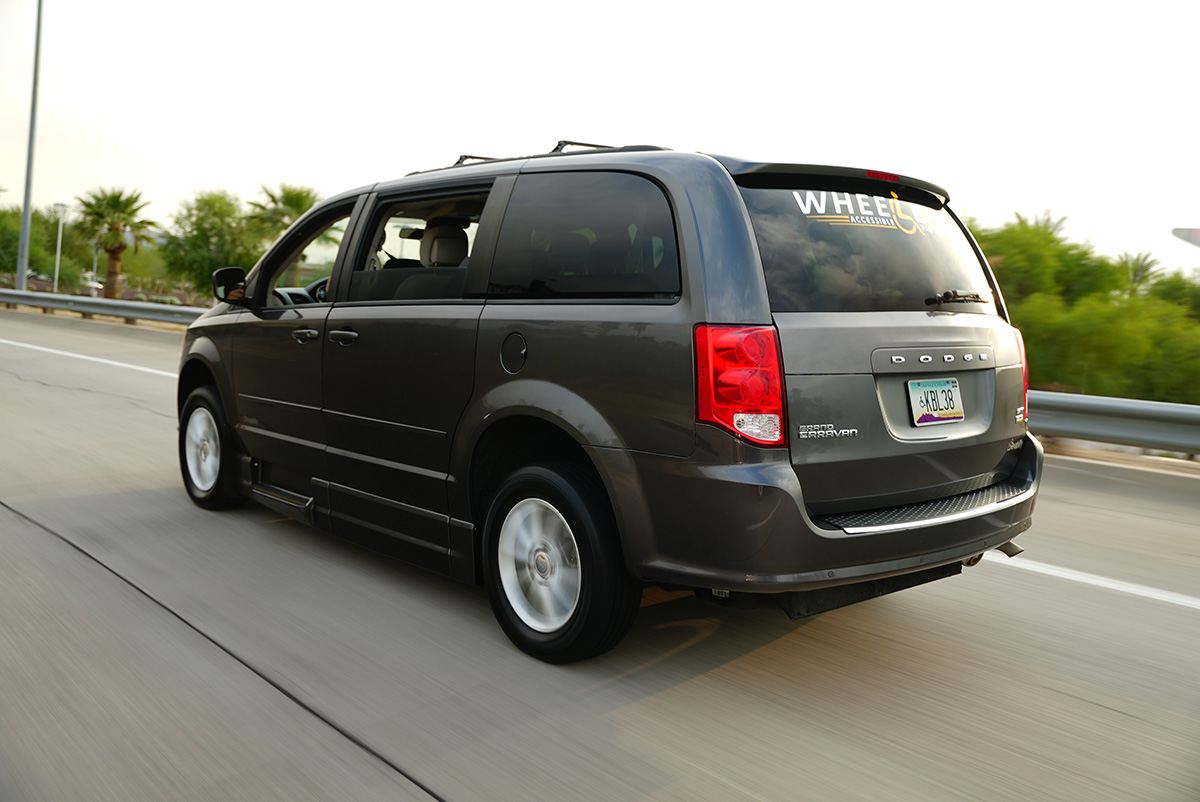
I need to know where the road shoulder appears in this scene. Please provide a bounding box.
[0,503,434,802]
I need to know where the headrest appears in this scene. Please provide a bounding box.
[420,225,468,266]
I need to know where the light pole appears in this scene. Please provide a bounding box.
[15,0,45,292]
[1172,229,1200,249]
[52,203,66,293]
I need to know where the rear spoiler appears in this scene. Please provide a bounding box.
[709,155,950,208]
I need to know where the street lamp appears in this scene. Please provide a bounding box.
[15,0,45,292]
[52,202,66,293]
[1172,229,1200,249]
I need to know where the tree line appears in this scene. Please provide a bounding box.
[0,185,320,299]
[971,214,1200,404]
[3,187,1199,404]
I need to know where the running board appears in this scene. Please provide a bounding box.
[251,483,315,525]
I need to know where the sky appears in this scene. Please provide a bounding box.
[2,0,1197,273]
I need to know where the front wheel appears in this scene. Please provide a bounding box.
[179,385,245,510]
[483,462,641,663]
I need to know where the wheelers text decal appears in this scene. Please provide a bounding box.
[792,191,946,236]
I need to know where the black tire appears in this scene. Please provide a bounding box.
[483,461,642,663]
[179,385,245,510]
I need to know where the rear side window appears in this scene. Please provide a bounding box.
[489,172,679,299]
[740,185,996,314]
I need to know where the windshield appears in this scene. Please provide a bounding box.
[739,185,997,314]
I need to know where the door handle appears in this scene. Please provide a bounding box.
[291,328,319,343]
[328,329,359,345]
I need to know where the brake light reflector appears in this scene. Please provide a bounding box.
[1015,328,1029,422]
[696,325,786,446]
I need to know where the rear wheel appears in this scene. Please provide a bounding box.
[483,462,641,663]
[179,386,244,510]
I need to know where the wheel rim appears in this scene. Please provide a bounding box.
[497,497,581,633]
[184,406,221,493]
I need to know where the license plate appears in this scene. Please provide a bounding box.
[908,378,964,426]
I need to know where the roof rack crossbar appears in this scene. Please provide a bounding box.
[551,140,612,153]
[410,143,674,176]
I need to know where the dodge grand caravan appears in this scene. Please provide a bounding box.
[178,142,1041,662]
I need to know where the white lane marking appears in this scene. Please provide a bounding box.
[0,338,178,378]
[983,552,1200,612]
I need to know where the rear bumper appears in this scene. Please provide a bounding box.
[595,430,1042,593]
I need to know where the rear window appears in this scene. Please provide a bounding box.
[739,185,996,314]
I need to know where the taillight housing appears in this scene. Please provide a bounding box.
[1014,328,1029,422]
[695,325,786,447]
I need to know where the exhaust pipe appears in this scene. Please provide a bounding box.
[962,554,984,567]
[994,540,1024,558]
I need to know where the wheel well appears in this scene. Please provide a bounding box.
[467,417,609,574]
[177,359,216,413]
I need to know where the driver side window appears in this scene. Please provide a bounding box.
[260,211,351,306]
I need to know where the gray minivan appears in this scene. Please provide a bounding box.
[179,143,1041,662]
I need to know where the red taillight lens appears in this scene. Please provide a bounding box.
[696,325,786,446]
[1014,328,1029,422]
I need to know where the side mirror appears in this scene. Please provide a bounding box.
[213,266,248,306]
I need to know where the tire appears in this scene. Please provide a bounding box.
[179,385,245,510]
[483,461,642,663]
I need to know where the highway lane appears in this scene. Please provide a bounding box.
[2,308,1198,801]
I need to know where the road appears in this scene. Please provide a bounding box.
[1,308,1198,802]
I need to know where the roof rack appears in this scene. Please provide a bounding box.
[550,140,612,153]
[453,154,497,166]
[408,142,673,176]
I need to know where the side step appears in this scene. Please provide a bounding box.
[251,483,315,525]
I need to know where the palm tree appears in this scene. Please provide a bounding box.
[1118,251,1161,296]
[247,183,336,286]
[247,184,322,242]
[247,184,326,285]
[74,188,156,299]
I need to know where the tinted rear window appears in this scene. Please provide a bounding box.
[489,172,680,299]
[739,186,996,314]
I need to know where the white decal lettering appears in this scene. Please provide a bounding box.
[831,193,854,214]
[856,194,874,216]
[873,196,892,218]
[793,190,827,215]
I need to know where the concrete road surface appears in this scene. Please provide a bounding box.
[1,308,1198,802]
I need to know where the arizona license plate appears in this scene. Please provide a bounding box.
[908,378,964,426]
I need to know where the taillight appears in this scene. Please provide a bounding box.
[1014,328,1029,422]
[695,325,786,446]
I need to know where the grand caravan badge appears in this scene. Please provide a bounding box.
[792,190,949,237]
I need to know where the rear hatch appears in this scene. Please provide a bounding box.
[735,170,1028,515]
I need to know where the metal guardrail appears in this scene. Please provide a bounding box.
[1028,390,1200,455]
[0,289,207,325]
[2,288,1196,455]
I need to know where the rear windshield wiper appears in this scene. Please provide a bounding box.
[926,289,988,306]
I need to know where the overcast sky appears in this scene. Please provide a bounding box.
[2,0,1196,272]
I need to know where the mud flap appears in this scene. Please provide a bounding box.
[777,562,962,621]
